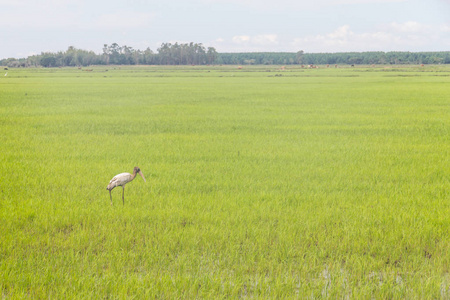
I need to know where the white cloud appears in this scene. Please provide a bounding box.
[328,25,351,39]
[232,34,278,46]
[292,22,450,52]
[213,34,281,51]
[214,21,450,52]
[252,34,278,45]
[232,35,251,43]
[389,21,430,33]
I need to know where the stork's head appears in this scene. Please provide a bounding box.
[134,166,146,182]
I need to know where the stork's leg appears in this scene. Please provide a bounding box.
[122,186,125,205]
[109,190,113,205]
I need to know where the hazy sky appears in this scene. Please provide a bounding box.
[1,0,449,59]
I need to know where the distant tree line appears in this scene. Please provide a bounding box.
[299,51,450,65]
[217,52,299,65]
[2,46,103,68]
[1,43,450,67]
[0,43,217,67]
[220,51,450,65]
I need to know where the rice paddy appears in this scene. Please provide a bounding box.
[1,64,449,298]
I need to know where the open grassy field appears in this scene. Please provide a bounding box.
[1,64,449,298]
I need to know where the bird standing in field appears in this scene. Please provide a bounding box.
[106,167,146,205]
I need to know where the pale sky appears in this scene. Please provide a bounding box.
[1,0,449,59]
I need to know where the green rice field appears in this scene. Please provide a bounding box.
[1,65,449,298]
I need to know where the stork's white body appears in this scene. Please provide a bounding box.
[107,167,146,205]
[108,172,134,189]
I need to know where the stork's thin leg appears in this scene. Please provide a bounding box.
[109,190,113,205]
[122,186,125,205]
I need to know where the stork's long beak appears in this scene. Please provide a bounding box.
[139,171,146,182]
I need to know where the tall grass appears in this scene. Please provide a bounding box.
[1,65,449,298]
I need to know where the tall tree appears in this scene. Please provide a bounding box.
[207,47,218,64]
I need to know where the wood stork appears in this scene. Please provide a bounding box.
[106,166,146,205]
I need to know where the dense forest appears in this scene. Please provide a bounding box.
[1,43,450,67]
[220,51,450,65]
